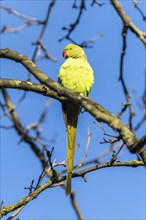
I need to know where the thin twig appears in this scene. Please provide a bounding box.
[0,4,43,23]
[35,41,58,62]
[73,127,92,173]
[1,88,47,167]
[132,0,146,21]
[119,25,135,130]
[94,120,121,144]
[32,0,56,63]
[70,193,84,220]
[108,142,124,165]
[6,206,25,220]
[91,0,105,7]
[0,160,144,218]
[134,116,146,131]
[0,23,31,33]
[16,0,57,106]
[59,0,86,43]
[59,141,123,176]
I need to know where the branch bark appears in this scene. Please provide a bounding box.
[0,160,144,218]
[111,0,146,45]
[0,78,62,100]
[0,48,146,164]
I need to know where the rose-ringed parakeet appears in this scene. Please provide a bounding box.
[58,44,94,196]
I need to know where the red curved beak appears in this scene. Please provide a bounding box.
[62,50,67,59]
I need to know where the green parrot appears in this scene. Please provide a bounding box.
[58,44,94,196]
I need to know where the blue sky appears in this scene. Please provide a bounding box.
[0,1,145,219]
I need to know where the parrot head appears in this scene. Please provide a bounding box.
[62,44,87,59]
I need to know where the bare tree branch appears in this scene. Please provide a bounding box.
[0,160,144,218]
[0,82,83,219]
[0,78,66,101]
[111,0,146,45]
[6,206,24,220]
[0,48,146,164]
[1,2,145,219]
[119,25,135,129]
[0,4,43,24]
[59,0,86,43]
[73,127,92,173]
[132,0,146,21]
[31,0,57,66]
[70,193,84,220]
[0,23,32,33]
[91,0,105,7]
[0,88,47,167]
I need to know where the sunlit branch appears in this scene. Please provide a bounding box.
[0,160,144,218]
[0,48,146,164]
[111,0,146,45]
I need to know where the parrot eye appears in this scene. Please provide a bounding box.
[70,48,72,50]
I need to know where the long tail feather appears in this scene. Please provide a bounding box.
[62,102,80,196]
[66,124,76,195]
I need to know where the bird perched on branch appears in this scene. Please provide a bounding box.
[58,44,94,196]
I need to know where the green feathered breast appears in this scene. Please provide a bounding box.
[58,57,94,96]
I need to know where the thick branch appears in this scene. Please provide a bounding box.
[0,48,146,163]
[0,78,64,101]
[111,0,146,45]
[0,160,144,218]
